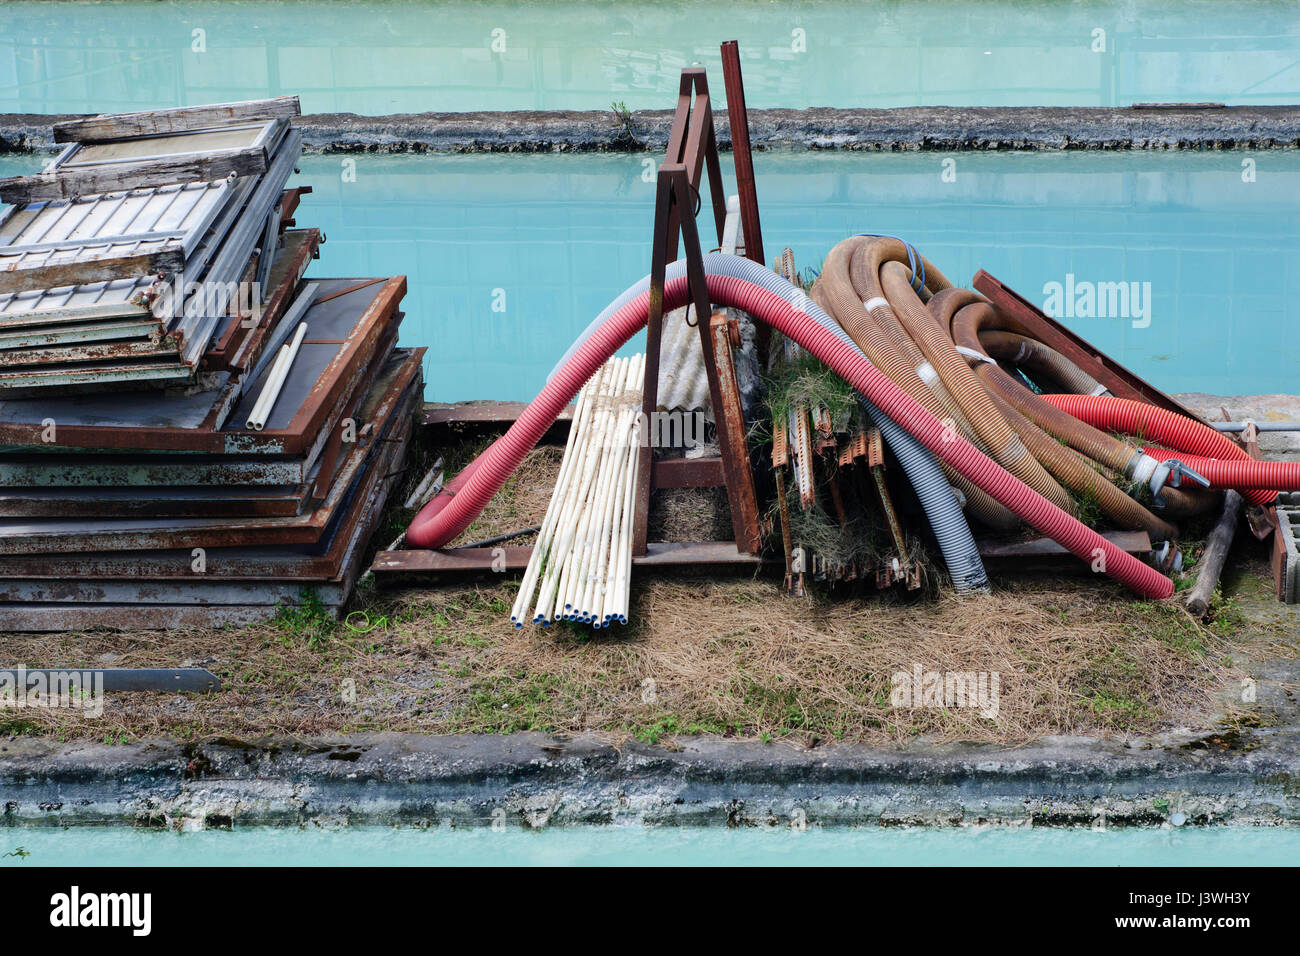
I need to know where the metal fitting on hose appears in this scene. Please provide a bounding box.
[1150,540,1184,574]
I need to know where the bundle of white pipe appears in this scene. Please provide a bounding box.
[247,321,308,431]
[509,353,644,629]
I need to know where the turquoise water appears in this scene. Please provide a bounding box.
[300,150,1300,401]
[2,149,1296,402]
[2,824,1297,866]
[1,1,1298,113]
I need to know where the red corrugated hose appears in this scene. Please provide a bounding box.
[406,274,1175,598]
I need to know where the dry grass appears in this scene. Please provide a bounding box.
[0,573,1254,748]
[648,487,733,543]
[0,432,1277,749]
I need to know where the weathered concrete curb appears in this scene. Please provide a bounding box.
[1,730,1295,829]
[3,106,1299,155]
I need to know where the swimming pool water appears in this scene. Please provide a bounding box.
[2,824,1297,866]
[1,149,1295,402]
[2,0,1298,114]
[305,149,1300,401]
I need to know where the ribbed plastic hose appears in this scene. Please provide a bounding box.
[876,258,1077,514]
[544,257,991,590]
[816,238,1021,532]
[844,243,991,455]
[406,255,1172,599]
[977,330,1112,397]
[984,386,1179,540]
[1041,394,1279,506]
[1133,447,1300,491]
[942,293,1163,483]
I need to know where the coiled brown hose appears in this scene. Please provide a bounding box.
[978,330,1111,397]
[941,292,1216,520]
[874,257,1078,515]
[982,386,1179,539]
[941,291,1147,476]
[841,242,991,457]
[814,238,1020,532]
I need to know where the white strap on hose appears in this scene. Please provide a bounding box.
[915,361,940,386]
[862,296,889,313]
[955,345,996,365]
[1090,383,1110,396]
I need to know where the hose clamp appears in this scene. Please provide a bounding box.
[1149,458,1210,506]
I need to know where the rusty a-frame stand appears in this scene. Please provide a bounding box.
[631,59,763,558]
[370,46,771,584]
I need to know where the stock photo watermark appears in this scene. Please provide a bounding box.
[890,664,1001,719]
[0,667,104,719]
[1042,274,1152,329]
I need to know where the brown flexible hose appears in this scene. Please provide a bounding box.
[978,330,1111,397]
[983,386,1179,539]
[841,242,991,457]
[814,238,1020,532]
[876,257,1078,515]
[942,292,1216,521]
[940,291,1145,475]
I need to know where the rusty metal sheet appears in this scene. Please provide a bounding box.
[0,315,160,350]
[0,348,420,552]
[0,229,316,451]
[1,336,179,367]
[203,218,315,370]
[0,358,195,395]
[0,578,344,606]
[0,483,311,519]
[0,179,236,295]
[0,262,398,459]
[0,602,284,632]
[0,383,411,582]
[650,457,725,489]
[0,301,401,492]
[973,271,1208,426]
[0,380,414,631]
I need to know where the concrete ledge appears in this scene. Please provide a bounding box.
[2,106,1299,155]
[1,730,1296,829]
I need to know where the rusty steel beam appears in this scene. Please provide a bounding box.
[370,541,766,580]
[421,401,575,427]
[976,530,1151,559]
[719,41,764,268]
[651,456,725,489]
[706,311,762,553]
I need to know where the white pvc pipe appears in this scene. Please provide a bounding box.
[511,374,596,625]
[573,360,629,616]
[532,367,606,623]
[247,321,308,430]
[535,360,617,622]
[565,357,628,617]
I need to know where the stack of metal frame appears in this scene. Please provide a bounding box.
[0,100,420,630]
[0,97,303,393]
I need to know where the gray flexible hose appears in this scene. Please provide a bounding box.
[553,254,990,594]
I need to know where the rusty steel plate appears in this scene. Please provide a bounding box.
[0,361,416,583]
[0,347,420,553]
